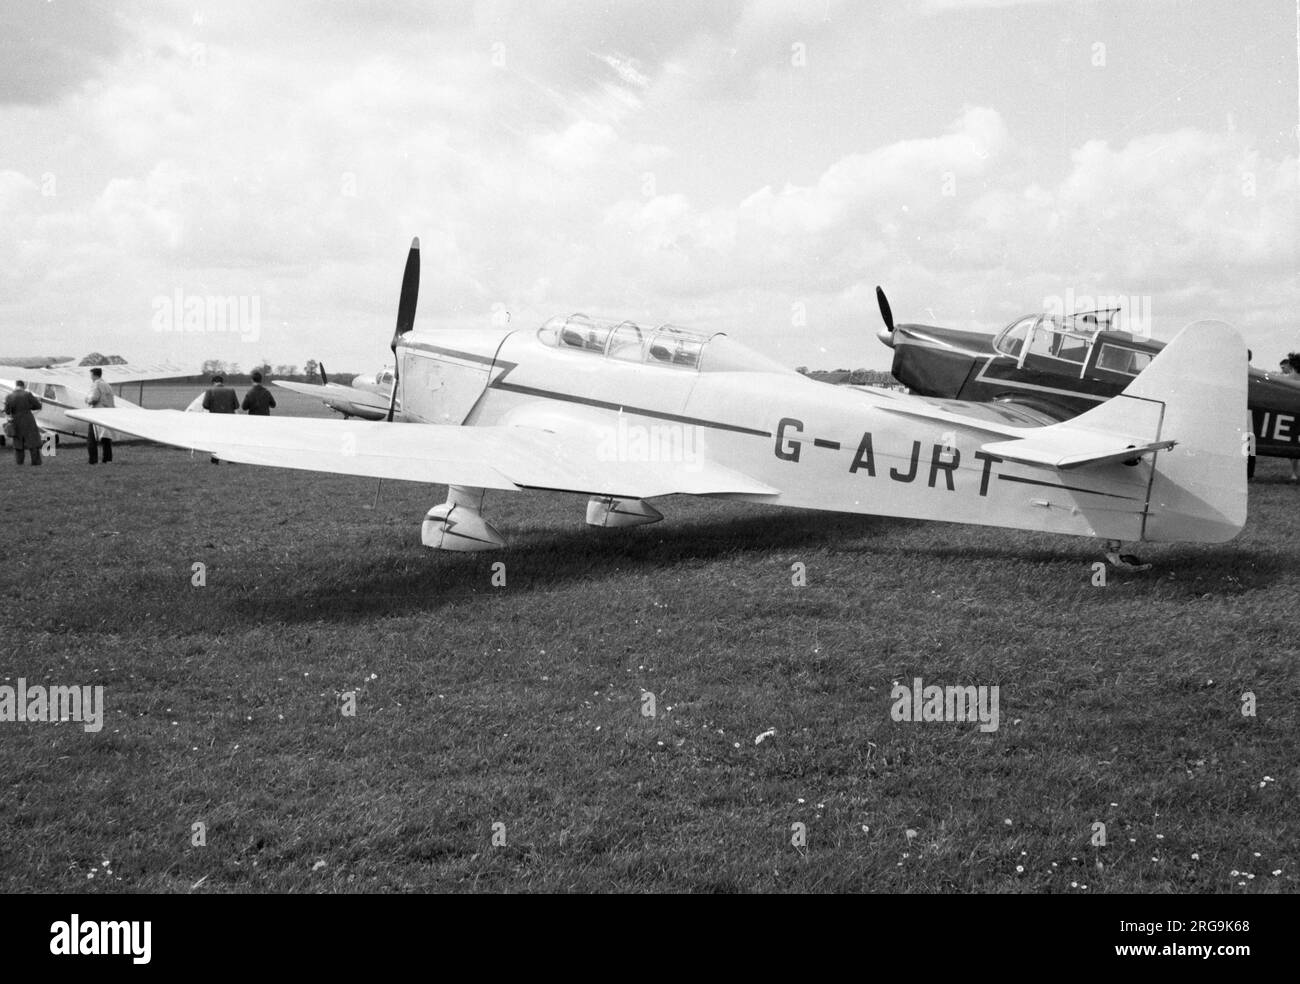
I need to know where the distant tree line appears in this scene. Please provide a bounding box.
[796,367,903,388]
[191,359,356,385]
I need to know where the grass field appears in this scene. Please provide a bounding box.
[1,408,1296,892]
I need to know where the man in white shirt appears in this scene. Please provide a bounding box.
[85,366,116,464]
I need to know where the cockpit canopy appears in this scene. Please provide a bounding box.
[537,314,789,374]
[992,309,1152,377]
[374,369,395,387]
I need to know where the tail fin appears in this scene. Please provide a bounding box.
[1065,320,1248,543]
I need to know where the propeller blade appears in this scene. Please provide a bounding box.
[875,285,895,334]
[394,237,420,342]
[385,367,399,422]
[387,237,420,423]
[318,361,328,386]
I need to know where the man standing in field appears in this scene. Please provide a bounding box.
[241,370,276,416]
[201,373,239,414]
[85,366,116,464]
[201,373,239,464]
[3,380,44,466]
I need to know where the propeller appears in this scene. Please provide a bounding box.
[875,285,895,334]
[386,237,420,422]
[318,361,328,386]
[875,285,898,349]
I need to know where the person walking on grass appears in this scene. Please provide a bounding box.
[85,366,116,464]
[241,370,276,416]
[3,381,44,466]
[201,373,239,464]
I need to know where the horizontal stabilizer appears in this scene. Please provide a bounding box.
[981,431,1176,470]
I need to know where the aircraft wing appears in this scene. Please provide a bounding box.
[67,407,777,499]
[874,397,1026,437]
[273,380,391,419]
[0,362,190,385]
[273,380,380,401]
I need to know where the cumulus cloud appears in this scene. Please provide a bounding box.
[0,1,1294,371]
[585,104,1294,359]
[0,1,129,105]
[918,0,1064,10]
[594,106,1012,298]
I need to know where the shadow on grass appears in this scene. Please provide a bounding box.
[1132,543,1291,596]
[867,537,1285,595]
[215,501,1287,621]
[228,507,901,621]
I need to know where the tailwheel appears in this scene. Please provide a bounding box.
[1102,539,1151,573]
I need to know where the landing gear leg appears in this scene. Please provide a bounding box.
[421,485,506,551]
[585,496,663,528]
[1102,539,1151,573]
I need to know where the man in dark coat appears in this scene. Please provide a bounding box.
[200,374,238,464]
[201,374,239,414]
[241,370,276,416]
[3,381,44,466]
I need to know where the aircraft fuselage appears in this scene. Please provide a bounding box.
[0,378,140,442]
[395,324,1205,544]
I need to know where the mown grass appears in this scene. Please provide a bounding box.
[0,436,1295,893]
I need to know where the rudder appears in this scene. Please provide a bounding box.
[1068,320,1247,543]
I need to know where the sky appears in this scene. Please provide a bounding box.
[0,0,1296,373]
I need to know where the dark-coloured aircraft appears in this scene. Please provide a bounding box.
[873,288,1300,477]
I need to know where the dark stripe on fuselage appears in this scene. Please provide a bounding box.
[402,341,505,367]
[489,380,773,437]
[997,473,1140,501]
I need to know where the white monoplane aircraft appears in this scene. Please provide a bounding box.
[1,361,189,445]
[274,363,397,420]
[71,239,1247,569]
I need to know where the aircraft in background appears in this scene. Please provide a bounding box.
[1,355,76,369]
[274,363,397,420]
[0,361,189,446]
[872,288,1300,477]
[74,239,1248,571]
